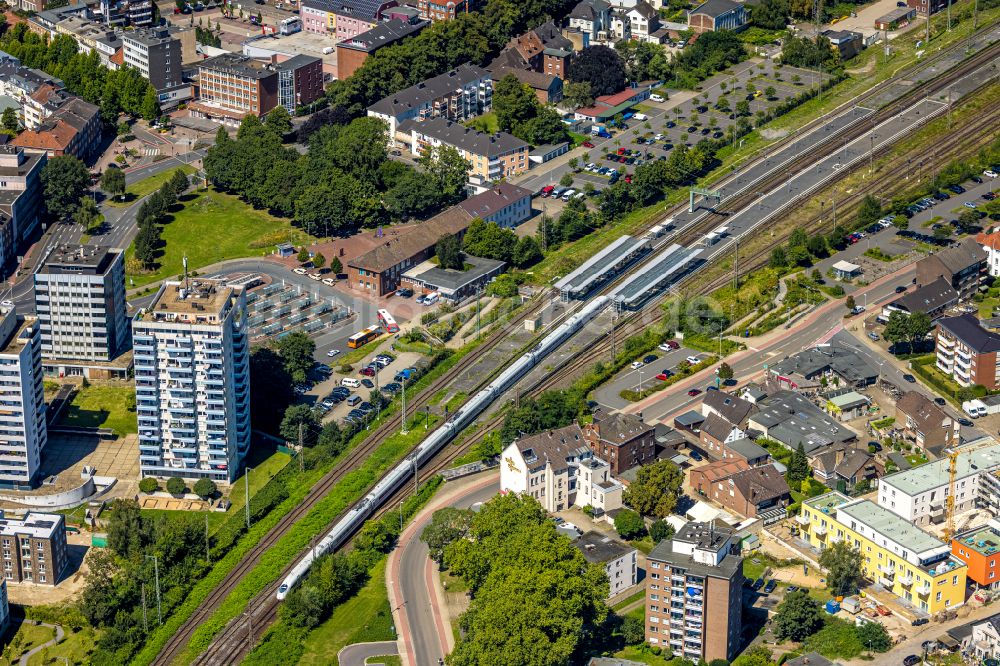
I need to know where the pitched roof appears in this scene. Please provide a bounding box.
[629,0,658,19]
[897,390,950,433]
[514,423,588,472]
[750,390,856,453]
[835,448,874,479]
[690,0,742,17]
[891,276,958,315]
[367,64,492,118]
[728,464,790,505]
[920,236,986,275]
[336,17,428,53]
[701,412,739,442]
[348,206,474,273]
[692,458,749,484]
[458,182,532,219]
[400,117,528,157]
[592,410,653,447]
[489,65,561,92]
[301,0,387,21]
[702,390,756,425]
[770,344,878,386]
[569,0,610,20]
[937,313,1000,353]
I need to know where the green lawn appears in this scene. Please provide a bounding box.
[611,589,646,612]
[223,451,291,522]
[26,624,99,666]
[57,384,137,436]
[465,112,499,134]
[106,164,198,207]
[298,558,394,665]
[612,645,673,665]
[802,616,866,659]
[126,187,307,287]
[366,657,401,666]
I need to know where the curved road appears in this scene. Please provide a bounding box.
[388,472,498,666]
[337,640,399,666]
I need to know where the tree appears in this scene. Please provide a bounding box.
[883,310,909,347]
[193,478,217,500]
[101,167,126,200]
[265,105,293,137]
[614,508,646,539]
[436,233,464,270]
[563,81,594,109]
[134,224,160,268]
[933,225,951,240]
[41,155,90,220]
[769,246,787,268]
[717,362,734,381]
[857,195,882,227]
[752,0,790,29]
[845,294,856,311]
[493,73,539,135]
[623,460,684,518]
[140,86,160,121]
[297,248,310,263]
[73,197,101,234]
[906,311,932,347]
[312,252,326,269]
[330,257,343,275]
[276,331,317,383]
[892,215,909,230]
[512,235,543,268]
[819,540,863,596]
[170,168,189,195]
[622,615,645,645]
[764,86,777,100]
[138,477,158,493]
[559,173,574,187]
[420,507,474,564]
[1,107,18,133]
[570,45,626,96]
[773,590,824,641]
[649,519,675,543]
[279,404,320,446]
[787,443,810,483]
[463,218,517,263]
[856,620,892,652]
[166,477,186,495]
[733,646,773,666]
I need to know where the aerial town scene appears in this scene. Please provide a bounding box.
[0,0,994,661]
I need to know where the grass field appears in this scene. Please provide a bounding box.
[126,187,304,286]
[107,164,198,207]
[222,450,292,522]
[57,383,137,436]
[297,558,394,665]
[25,624,99,666]
[465,112,499,134]
[802,616,866,659]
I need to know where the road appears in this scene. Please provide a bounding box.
[337,640,399,666]
[388,473,498,666]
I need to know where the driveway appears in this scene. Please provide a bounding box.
[337,641,399,666]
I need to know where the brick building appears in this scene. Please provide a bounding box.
[692,463,790,521]
[935,313,1000,389]
[0,512,67,585]
[895,390,958,451]
[581,410,655,476]
[907,0,947,16]
[12,96,100,159]
[916,237,986,302]
[190,54,280,126]
[417,0,472,22]
[687,0,748,33]
[335,17,428,79]
[275,55,324,114]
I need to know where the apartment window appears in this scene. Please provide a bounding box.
[936,592,942,601]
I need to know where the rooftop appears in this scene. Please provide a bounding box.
[648,524,742,579]
[349,207,474,273]
[937,313,1000,354]
[954,524,1000,557]
[140,280,238,324]
[38,245,120,276]
[838,499,952,557]
[592,410,653,446]
[514,424,589,472]
[725,437,770,460]
[337,18,428,53]
[891,276,958,314]
[0,511,63,540]
[458,182,532,218]
[804,491,851,514]
[367,64,491,118]
[674,520,734,551]
[689,0,742,17]
[574,530,634,564]
[921,236,985,275]
[751,390,857,453]
[784,653,838,666]
[401,117,528,157]
[703,390,756,425]
[198,53,276,80]
[769,344,878,386]
[403,253,505,294]
[0,309,36,356]
[880,440,1000,496]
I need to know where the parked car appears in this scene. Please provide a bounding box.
[659,340,680,351]
[868,332,880,341]
[397,288,413,298]
[902,374,916,383]
[326,349,340,357]
[763,580,777,594]
[359,367,376,377]
[582,141,594,148]
[687,388,702,396]
[959,418,974,427]
[689,449,702,460]
[650,93,665,102]
[895,285,907,293]
[964,201,978,209]
[656,370,673,381]
[752,578,764,590]
[630,361,644,369]
[934,397,946,406]
[361,378,374,388]
[686,355,700,364]
[903,656,921,666]
[985,169,998,178]
[293,267,308,275]
[643,354,658,364]
[911,618,929,627]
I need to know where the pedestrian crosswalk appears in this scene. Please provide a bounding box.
[143,147,160,157]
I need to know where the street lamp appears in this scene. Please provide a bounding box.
[145,554,162,626]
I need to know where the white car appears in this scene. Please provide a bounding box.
[630,361,644,370]
[322,278,335,286]
[326,349,340,357]
[293,267,308,275]
[0,300,12,308]
[650,93,665,103]
[686,355,701,364]
[309,273,322,281]
[984,169,997,178]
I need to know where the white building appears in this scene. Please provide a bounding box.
[567,0,613,42]
[0,307,45,488]
[34,245,130,377]
[877,440,1000,525]
[969,615,1000,662]
[574,530,637,598]
[133,280,250,483]
[500,424,591,512]
[576,457,623,514]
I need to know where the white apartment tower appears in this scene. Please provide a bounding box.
[132,280,250,483]
[0,307,45,488]
[34,245,129,365]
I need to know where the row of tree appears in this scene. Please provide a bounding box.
[204,113,471,233]
[133,169,191,269]
[1,24,161,121]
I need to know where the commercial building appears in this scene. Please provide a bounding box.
[133,280,251,483]
[876,441,1000,525]
[335,17,429,80]
[400,253,505,302]
[275,55,324,114]
[121,27,191,109]
[348,206,474,297]
[768,344,879,390]
[0,146,45,276]
[573,85,650,123]
[581,410,656,476]
[367,64,493,139]
[952,524,1000,589]
[935,313,1000,389]
[799,492,967,614]
[500,424,591,512]
[574,531,636,598]
[191,54,279,126]
[645,522,743,660]
[907,0,948,16]
[820,29,864,60]
[823,390,871,421]
[399,117,529,183]
[686,0,748,33]
[299,0,398,39]
[883,276,958,319]
[707,436,770,466]
[34,245,130,379]
[0,307,45,489]
[11,96,100,159]
[915,237,986,301]
[747,390,857,454]
[895,390,958,451]
[457,182,532,228]
[0,512,67,585]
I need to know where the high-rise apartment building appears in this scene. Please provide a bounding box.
[0,307,45,488]
[0,512,67,585]
[121,27,191,109]
[645,522,743,661]
[133,280,250,483]
[34,245,130,378]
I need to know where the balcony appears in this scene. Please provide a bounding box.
[899,572,914,585]
[814,524,827,536]
[796,514,810,525]
[916,583,931,596]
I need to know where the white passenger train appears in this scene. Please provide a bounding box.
[276,295,613,599]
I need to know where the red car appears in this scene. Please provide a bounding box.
[583,141,594,148]
[656,370,672,381]
[687,388,701,396]
[624,175,633,184]
[359,367,376,377]
[617,147,627,155]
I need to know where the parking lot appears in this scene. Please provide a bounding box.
[594,343,709,410]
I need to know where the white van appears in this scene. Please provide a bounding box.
[963,399,987,418]
[423,292,439,306]
[341,377,360,388]
[561,189,576,201]
[650,93,665,103]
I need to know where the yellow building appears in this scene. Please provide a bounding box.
[799,492,967,614]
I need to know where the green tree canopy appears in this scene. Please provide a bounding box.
[787,443,810,483]
[101,167,126,200]
[819,540,863,596]
[276,331,317,384]
[774,590,824,641]
[856,620,892,652]
[436,233,464,270]
[420,507,474,564]
[193,478,217,500]
[614,508,646,539]
[623,460,684,518]
[279,404,320,446]
[42,155,90,220]
[570,45,626,96]
[463,218,517,263]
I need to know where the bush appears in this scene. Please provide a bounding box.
[139,477,159,493]
[166,477,187,495]
[194,478,218,500]
[614,509,646,540]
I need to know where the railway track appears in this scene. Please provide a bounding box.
[168,31,1000,666]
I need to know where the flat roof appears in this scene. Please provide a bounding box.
[805,491,851,514]
[880,441,1000,497]
[38,245,120,276]
[139,280,236,324]
[574,530,634,563]
[838,499,949,556]
[614,244,701,305]
[243,31,340,68]
[403,254,505,294]
[554,235,646,296]
[0,511,63,539]
[647,535,742,580]
[955,524,1000,557]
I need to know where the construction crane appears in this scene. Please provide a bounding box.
[944,438,1000,540]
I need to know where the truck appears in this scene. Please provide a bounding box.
[963,399,987,418]
[632,112,648,121]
